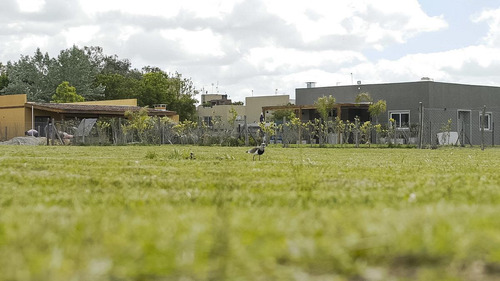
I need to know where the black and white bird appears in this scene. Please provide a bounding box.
[247,143,265,161]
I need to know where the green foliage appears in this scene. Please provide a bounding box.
[1,146,500,280]
[95,73,141,100]
[271,108,296,123]
[3,48,55,101]
[228,106,238,127]
[2,46,198,121]
[314,95,336,121]
[369,99,387,119]
[138,69,197,121]
[51,81,85,103]
[355,92,373,103]
[0,63,8,92]
[123,108,155,143]
[54,46,105,100]
[354,92,386,123]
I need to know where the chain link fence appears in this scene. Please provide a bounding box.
[421,107,498,148]
[2,105,498,149]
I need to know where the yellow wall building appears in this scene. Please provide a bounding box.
[196,94,292,128]
[0,94,178,141]
[0,94,29,140]
[197,104,245,127]
[245,95,290,124]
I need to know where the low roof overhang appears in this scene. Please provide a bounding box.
[262,102,371,118]
[25,102,177,117]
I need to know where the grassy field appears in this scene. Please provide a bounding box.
[1,145,500,281]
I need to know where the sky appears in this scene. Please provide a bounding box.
[1,0,500,103]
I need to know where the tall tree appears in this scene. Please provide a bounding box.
[138,69,171,107]
[96,73,141,100]
[4,48,56,101]
[0,63,8,93]
[51,81,85,103]
[53,45,104,100]
[138,68,197,121]
[315,95,336,121]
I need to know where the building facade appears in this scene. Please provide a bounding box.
[196,94,292,128]
[0,94,178,140]
[296,80,500,145]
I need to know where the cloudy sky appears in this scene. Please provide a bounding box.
[2,0,500,103]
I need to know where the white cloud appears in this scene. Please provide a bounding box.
[160,28,225,57]
[473,8,500,46]
[16,0,45,13]
[79,0,241,18]
[62,26,100,46]
[2,0,500,103]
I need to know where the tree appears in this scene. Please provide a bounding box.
[0,63,8,93]
[96,73,141,100]
[4,46,104,101]
[271,108,296,123]
[138,70,171,107]
[355,92,386,123]
[315,95,336,121]
[52,81,85,103]
[138,68,197,121]
[4,48,56,101]
[3,46,198,120]
[124,108,155,143]
[369,100,387,123]
[53,45,104,100]
[355,92,373,103]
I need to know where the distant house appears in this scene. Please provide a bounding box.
[0,94,178,140]
[295,80,500,145]
[196,94,292,128]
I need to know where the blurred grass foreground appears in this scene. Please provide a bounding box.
[1,145,500,281]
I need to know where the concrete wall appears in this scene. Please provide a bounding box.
[296,81,500,145]
[296,81,431,125]
[245,95,290,124]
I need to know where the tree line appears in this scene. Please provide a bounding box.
[0,46,197,121]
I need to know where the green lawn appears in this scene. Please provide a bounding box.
[1,145,500,281]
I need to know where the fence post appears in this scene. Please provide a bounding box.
[481,105,486,151]
[282,116,286,148]
[158,117,163,145]
[46,118,50,146]
[418,102,424,149]
[81,119,85,144]
[354,117,359,148]
[51,118,55,146]
[244,115,249,146]
[493,122,495,147]
[429,121,432,147]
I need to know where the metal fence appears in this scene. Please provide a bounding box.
[2,106,498,149]
[421,107,498,148]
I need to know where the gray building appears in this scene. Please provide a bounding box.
[296,80,500,146]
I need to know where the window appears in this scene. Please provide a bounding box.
[389,111,410,128]
[479,112,492,131]
[203,116,212,126]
